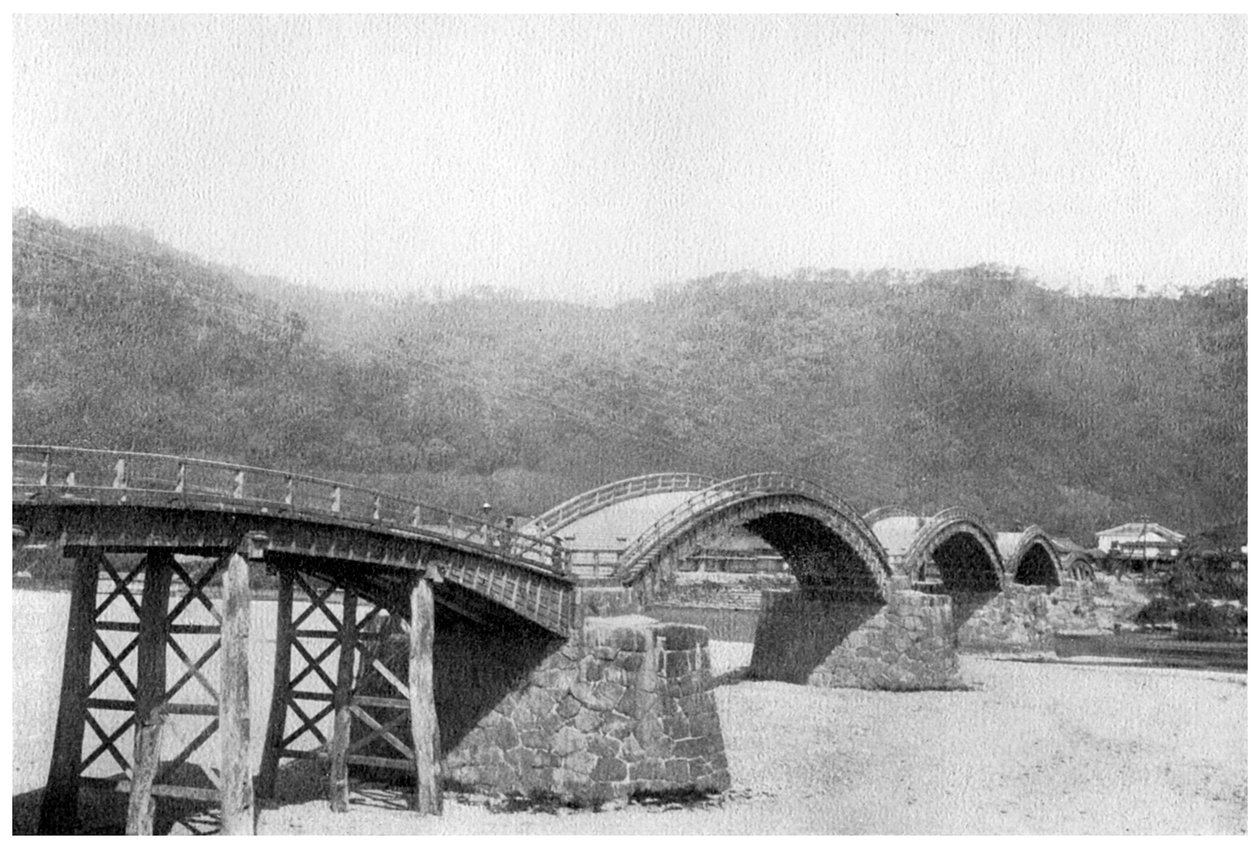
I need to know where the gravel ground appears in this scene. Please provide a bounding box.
[11,594,1248,834]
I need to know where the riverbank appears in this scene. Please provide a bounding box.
[11,585,1247,834]
[249,652,1250,834]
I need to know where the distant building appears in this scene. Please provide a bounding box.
[1095,521,1185,562]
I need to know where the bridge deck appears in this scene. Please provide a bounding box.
[12,446,575,634]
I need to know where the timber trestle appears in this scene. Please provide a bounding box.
[37,541,257,835]
[35,538,444,835]
[14,445,577,833]
[257,568,442,815]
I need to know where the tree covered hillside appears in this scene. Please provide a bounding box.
[10,210,1246,543]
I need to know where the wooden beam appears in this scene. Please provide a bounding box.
[408,577,442,815]
[38,550,101,835]
[219,549,254,835]
[434,592,489,626]
[128,551,173,834]
[258,571,294,799]
[125,712,165,835]
[328,589,358,813]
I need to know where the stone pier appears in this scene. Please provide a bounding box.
[359,612,730,804]
[747,588,962,690]
[950,583,1054,652]
[1046,578,1107,632]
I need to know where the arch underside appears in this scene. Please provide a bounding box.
[905,522,1004,593]
[1011,542,1061,587]
[627,496,890,601]
[1002,526,1062,587]
[268,553,558,634]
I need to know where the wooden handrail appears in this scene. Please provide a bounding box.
[12,445,568,576]
[525,472,717,534]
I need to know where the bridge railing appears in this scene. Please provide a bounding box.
[615,472,873,576]
[12,445,566,574]
[926,506,986,526]
[525,472,717,535]
[862,505,917,526]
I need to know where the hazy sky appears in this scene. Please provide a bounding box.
[11,14,1247,302]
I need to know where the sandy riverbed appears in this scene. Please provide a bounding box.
[10,590,1248,834]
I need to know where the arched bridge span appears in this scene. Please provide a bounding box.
[12,446,575,634]
[996,526,1062,587]
[613,473,892,602]
[1058,551,1097,582]
[522,472,716,537]
[872,507,1004,593]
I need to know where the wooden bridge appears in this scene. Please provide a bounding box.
[13,449,1099,833]
[11,445,577,834]
[530,472,893,602]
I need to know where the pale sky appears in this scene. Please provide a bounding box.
[11,14,1248,302]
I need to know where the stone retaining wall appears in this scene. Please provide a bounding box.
[1046,579,1107,631]
[426,614,729,804]
[952,584,1053,652]
[747,589,962,690]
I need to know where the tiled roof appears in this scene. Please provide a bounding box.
[1095,522,1185,542]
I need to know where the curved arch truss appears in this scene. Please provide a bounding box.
[1000,526,1062,587]
[615,474,891,601]
[523,472,716,536]
[900,508,1004,592]
[1058,551,1097,582]
[861,505,917,526]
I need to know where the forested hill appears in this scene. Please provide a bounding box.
[11,209,1246,544]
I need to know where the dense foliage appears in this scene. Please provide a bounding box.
[11,210,1246,543]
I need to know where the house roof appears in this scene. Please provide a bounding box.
[1095,522,1185,542]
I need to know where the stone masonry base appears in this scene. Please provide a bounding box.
[747,589,962,690]
[1046,578,1106,632]
[356,612,731,805]
[952,584,1054,652]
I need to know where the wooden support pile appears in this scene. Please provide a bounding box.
[38,535,445,835]
[38,543,255,835]
[260,569,443,816]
